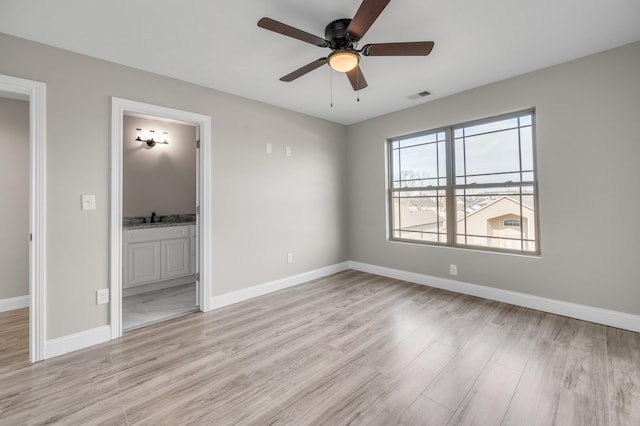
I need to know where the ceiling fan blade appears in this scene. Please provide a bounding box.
[280,58,328,82]
[346,0,391,41]
[346,65,368,91]
[362,41,435,56]
[258,18,329,47]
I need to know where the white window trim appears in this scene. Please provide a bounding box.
[387,109,540,255]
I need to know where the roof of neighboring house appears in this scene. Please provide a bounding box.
[458,196,534,222]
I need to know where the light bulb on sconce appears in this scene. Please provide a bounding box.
[135,128,169,147]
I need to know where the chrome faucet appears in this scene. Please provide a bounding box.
[150,211,156,223]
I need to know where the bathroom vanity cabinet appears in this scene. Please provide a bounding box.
[123,224,195,288]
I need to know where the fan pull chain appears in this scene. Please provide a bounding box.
[356,69,360,102]
[330,68,334,107]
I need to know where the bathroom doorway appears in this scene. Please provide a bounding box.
[121,114,198,331]
[110,98,211,339]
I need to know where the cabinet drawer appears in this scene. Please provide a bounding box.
[127,225,189,243]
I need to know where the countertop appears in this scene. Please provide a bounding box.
[123,214,196,230]
[124,221,195,230]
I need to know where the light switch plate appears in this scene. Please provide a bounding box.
[81,194,96,210]
[285,146,292,157]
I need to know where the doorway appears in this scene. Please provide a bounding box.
[0,74,46,363]
[110,98,211,339]
[0,94,29,370]
[121,114,198,330]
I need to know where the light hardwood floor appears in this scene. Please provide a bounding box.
[1,270,639,425]
[0,307,29,375]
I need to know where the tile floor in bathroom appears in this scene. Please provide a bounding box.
[123,282,198,331]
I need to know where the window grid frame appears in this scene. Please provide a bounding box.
[388,109,540,255]
[389,130,449,244]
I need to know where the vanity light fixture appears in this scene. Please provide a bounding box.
[135,128,169,147]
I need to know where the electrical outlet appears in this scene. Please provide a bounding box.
[96,288,109,305]
[287,253,293,264]
[449,264,458,276]
[81,194,96,210]
[266,143,272,154]
[285,146,292,157]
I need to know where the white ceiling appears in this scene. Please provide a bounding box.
[1,0,639,125]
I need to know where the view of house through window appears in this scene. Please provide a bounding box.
[389,110,538,254]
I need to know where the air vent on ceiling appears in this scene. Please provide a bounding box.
[408,90,431,100]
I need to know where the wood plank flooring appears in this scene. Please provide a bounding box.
[0,307,29,375]
[1,270,639,425]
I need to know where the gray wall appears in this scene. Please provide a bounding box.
[0,97,29,300]
[123,115,196,217]
[347,41,640,316]
[0,33,349,338]
[1,28,638,341]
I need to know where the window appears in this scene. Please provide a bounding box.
[504,218,521,227]
[388,110,539,254]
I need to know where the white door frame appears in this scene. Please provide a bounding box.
[110,98,212,338]
[0,74,47,362]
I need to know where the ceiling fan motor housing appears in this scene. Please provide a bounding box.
[325,19,354,50]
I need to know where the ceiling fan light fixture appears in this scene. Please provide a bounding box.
[328,50,359,73]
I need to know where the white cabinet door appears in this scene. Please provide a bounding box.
[127,241,161,286]
[161,238,190,279]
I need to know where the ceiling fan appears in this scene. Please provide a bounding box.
[257,0,434,91]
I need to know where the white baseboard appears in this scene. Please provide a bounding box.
[209,262,350,311]
[42,259,639,360]
[43,262,348,359]
[0,295,29,312]
[45,325,111,359]
[349,261,640,333]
